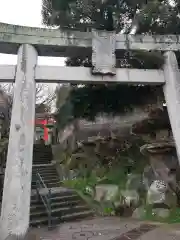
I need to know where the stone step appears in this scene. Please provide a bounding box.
[32,175,60,183]
[31,193,79,203]
[33,160,52,163]
[33,155,52,159]
[32,172,59,179]
[32,171,58,177]
[31,180,59,185]
[32,166,56,170]
[35,175,59,180]
[30,216,60,227]
[32,172,58,178]
[60,210,93,222]
[33,156,52,159]
[31,184,59,189]
[31,182,59,189]
[32,163,54,167]
[30,205,89,219]
[32,172,58,177]
[33,162,51,165]
[31,177,59,183]
[32,168,57,173]
[29,210,93,227]
[31,178,59,183]
[32,165,56,168]
[50,193,79,202]
[31,181,59,186]
[32,163,55,167]
[30,200,82,212]
[33,158,52,162]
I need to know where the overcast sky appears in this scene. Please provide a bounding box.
[0,0,65,66]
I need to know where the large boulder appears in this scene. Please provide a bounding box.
[132,206,146,219]
[152,208,170,219]
[147,180,176,208]
[143,165,157,189]
[85,185,95,198]
[120,189,139,207]
[141,142,180,194]
[94,184,119,202]
[147,180,167,205]
[126,173,142,190]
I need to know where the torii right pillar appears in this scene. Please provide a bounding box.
[163,51,180,162]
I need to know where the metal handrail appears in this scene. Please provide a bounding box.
[35,172,52,229]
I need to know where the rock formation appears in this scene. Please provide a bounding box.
[131,106,180,217]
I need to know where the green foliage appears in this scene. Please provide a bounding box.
[60,135,146,177]
[61,174,98,195]
[43,0,180,122]
[66,50,165,69]
[67,84,159,120]
[103,206,115,215]
[42,0,180,34]
[142,206,180,223]
[99,168,128,189]
[55,98,73,129]
[42,0,123,30]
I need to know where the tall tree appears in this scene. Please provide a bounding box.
[42,0,180,34]
[42,0,180,123]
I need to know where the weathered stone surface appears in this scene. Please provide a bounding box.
[94,184,119,202]
[132,206,146,219]
[126,173,143,190]
[147,180,167,205]
[92,30,116,75]
[85,186,95,198]
[143,165,156,189]
[140,142,175,156]
[152,208,170,218]
[0,22,92,57]
[0,22,180,57]
[147,180,176,208]
[141,142,179,190]
[120,190,139,207]
[163,51,180,163]
[0,44,37,240]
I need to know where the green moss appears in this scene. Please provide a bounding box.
[142,206,180,224]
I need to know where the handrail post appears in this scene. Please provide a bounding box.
[35,172,53,230]
[48,188,52,230]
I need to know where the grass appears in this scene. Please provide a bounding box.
[61,176,119,216]
[142,206,180,224]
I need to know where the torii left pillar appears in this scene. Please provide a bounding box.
[0,44,37,240]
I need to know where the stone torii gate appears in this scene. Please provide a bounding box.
[0,22,180,239]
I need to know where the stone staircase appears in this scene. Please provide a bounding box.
[30,143,93,227]
[33,144,53,165]
[30,189,93,227]
[31,164,60,189]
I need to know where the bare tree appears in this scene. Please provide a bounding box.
[0,83,56,112]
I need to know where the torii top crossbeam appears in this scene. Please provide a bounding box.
[2,22,180,240]
[0,22,180,57]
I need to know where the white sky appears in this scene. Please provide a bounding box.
[0,0,67,109]
[0,0,68,112]
[0,0,66,66]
